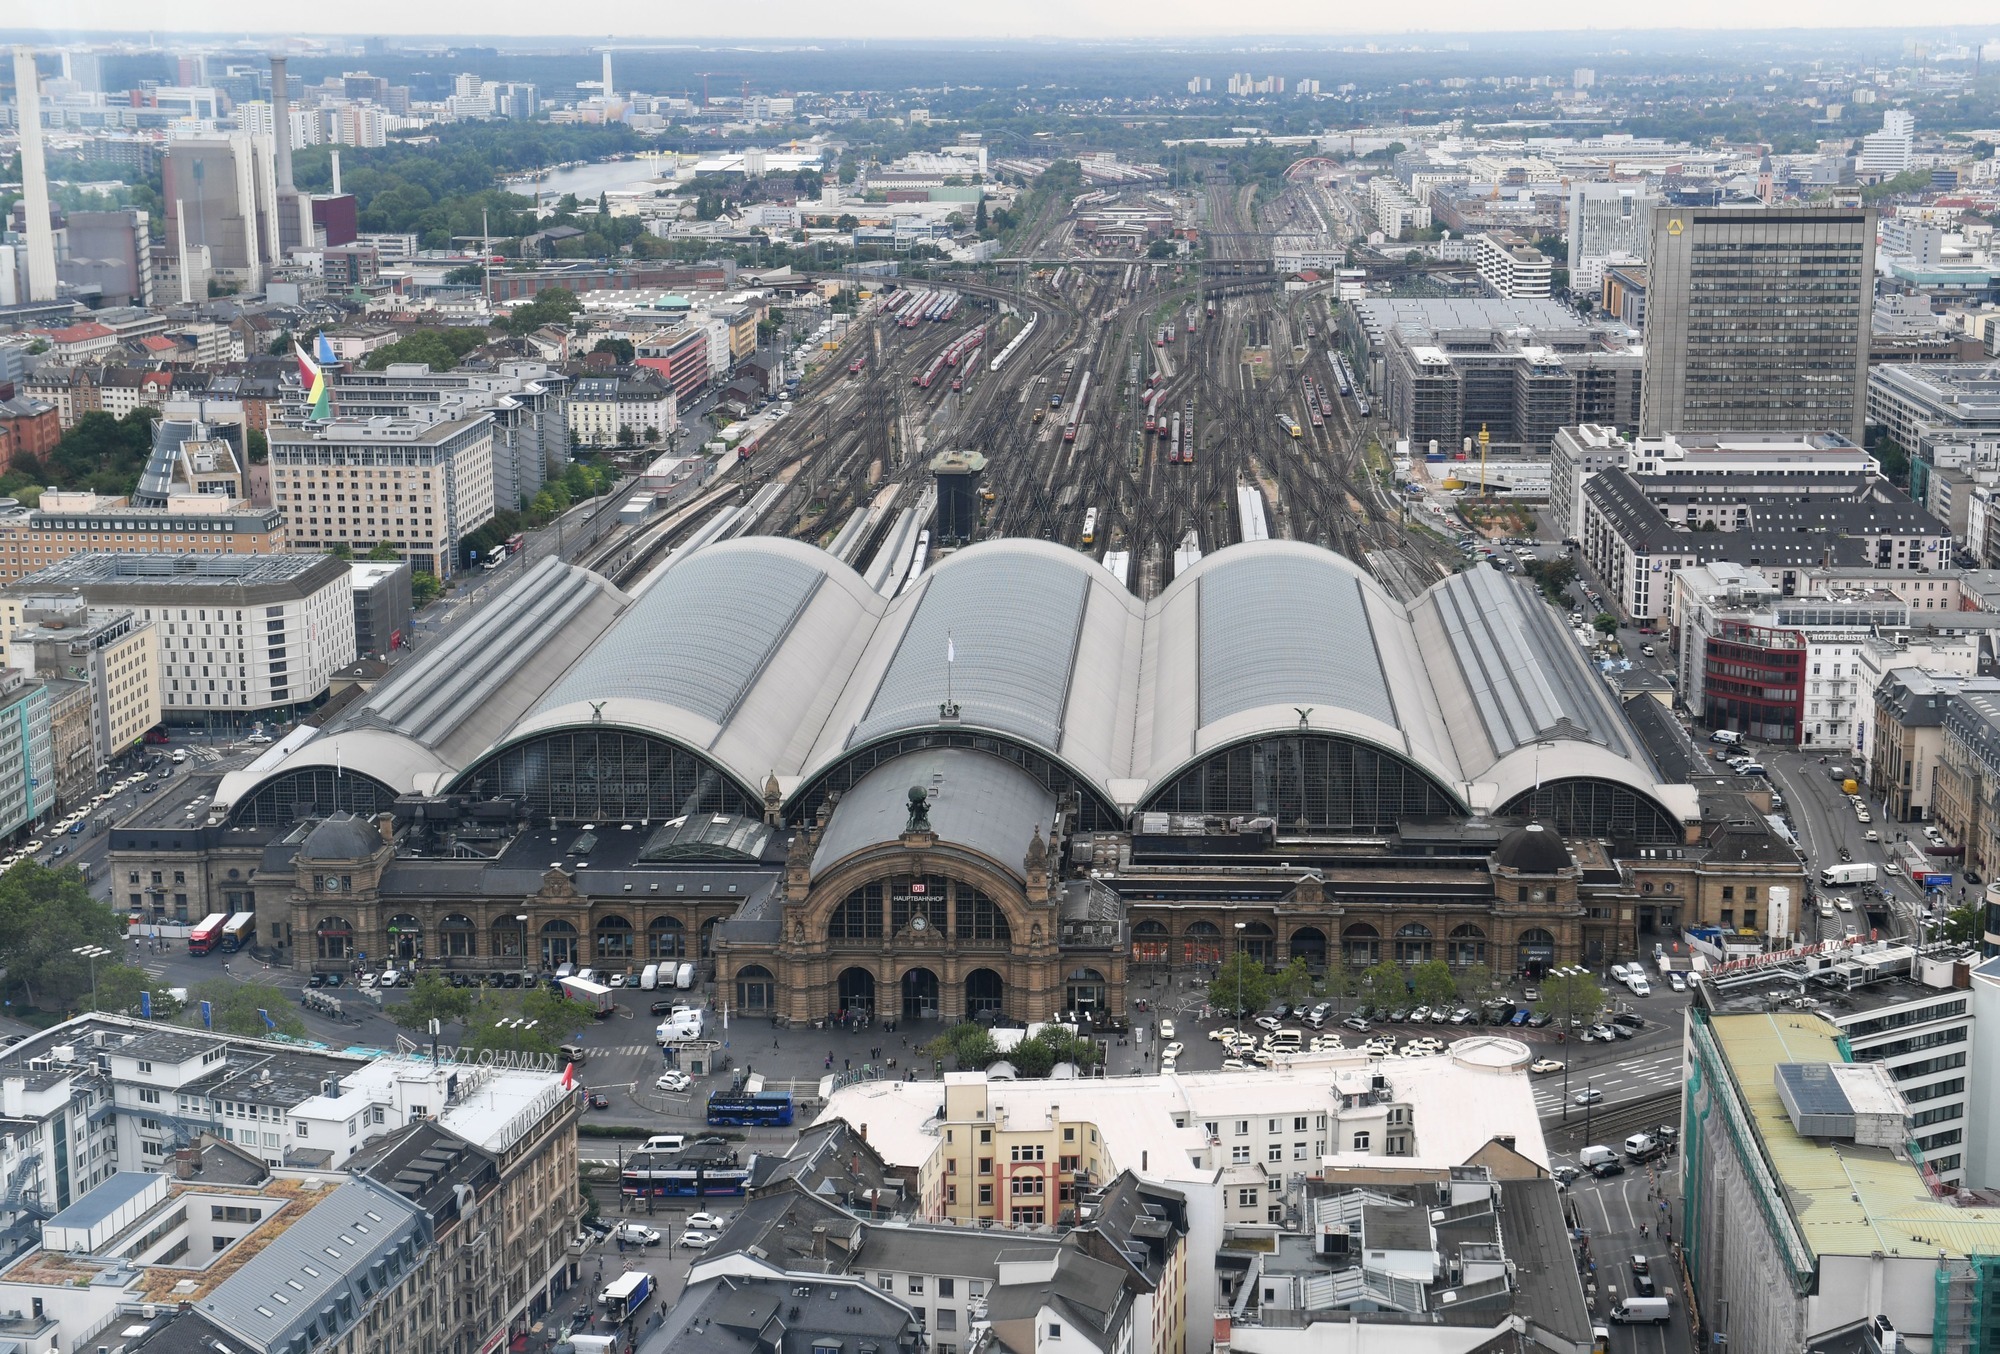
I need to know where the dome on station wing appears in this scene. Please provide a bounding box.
[1493,821,1571,874]
[297,812,384,862]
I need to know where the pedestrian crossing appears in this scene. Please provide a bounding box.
[1533,1049,1683,1117]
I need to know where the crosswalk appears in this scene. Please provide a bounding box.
[1533,1049,1683,1118]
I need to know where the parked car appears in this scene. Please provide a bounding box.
[678,1231,717,1250]
[611,1223,661,1247]
[656,1071,692,1093]
[1341,1015,1372,1032]
[686,1212,729,1231]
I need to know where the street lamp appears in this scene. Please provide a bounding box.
[1551,964,1589,1118]
[74,944,110,1011]
[1234,921,1247,1019]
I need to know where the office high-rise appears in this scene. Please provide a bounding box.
[1640,205,1876,444]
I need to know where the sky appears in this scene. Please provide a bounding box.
[30,0,2000,41]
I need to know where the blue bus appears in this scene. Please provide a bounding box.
[705,1091,795,1127]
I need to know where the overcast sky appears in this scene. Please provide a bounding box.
[32,0,2000,41]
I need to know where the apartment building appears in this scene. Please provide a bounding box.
[566,371,676,448]
[0,491,287,585]
[0,596,160,767]
[267,413,495,577]
[1931,689,2000,886]
[0,668,54,837]
[8,553,354,720]
[0,1020,582,1354]
[1473,231,1553,299]
[824,1050,1548,1352]
[1871,669,1999,822]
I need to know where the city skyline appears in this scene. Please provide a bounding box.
[13,3,2000,41]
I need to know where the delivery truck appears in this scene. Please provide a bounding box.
[559,975,616,1016]
[598,1271,654,1321]
[1819,862,1879,887]
[1608,1296,1670,1325]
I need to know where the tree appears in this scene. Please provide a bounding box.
[1008,1024,1102,1078]
[1536,971,1604,1033]
[390,971,473,1031]
[1316,963,1352,1009]
[1453,966,1503,1006]
[1938,904,1980,945]
[0,863,122,1012]
[187,980,306,1038]
[412,572,441,607]
[925,1021,1001,1070]
[91,963,183,1019]
[1275,955,1315,1008]
[444,263,486,285]
[1873,436,1910,485]
[367,541,401,562]
[1360,960,1407,1007]
[268,332,294,357]
[247,429,269,464]
[330,542,353,560]
[1407,960,1457,1009]
[1208,950,1273,1016]
[1592,613,1619,636]
[1523,555,1578,605]
[974,198,988,232]
[1147,238,1175,259]
[836,213,859,232]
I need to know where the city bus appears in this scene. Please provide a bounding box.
[705,1091,795,1127]
[188,912,229,955]
[505,532,525,555]
[220,911,256,952]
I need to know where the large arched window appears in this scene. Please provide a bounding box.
[1447,923,1486,968]
[387,913,423,962]
[315,916,352,962]
[1184,922,1224,966]
[452,728,759,823]
[829,885,884,941]
[1132,920,1170,965]
[1239,921,1275,966]
[647,916,686,959]
[493,917,527,960]
[736,965,775,1012]
[541,919,578,969]
[1395,923,1433,965]
[231,768,395,828]
[440,914,476,959]
[596,915,635,961]
[954,886,1011,944]
[1342,923,1380,967]
[1499,780,1681,846]
[1143,733,1461,832]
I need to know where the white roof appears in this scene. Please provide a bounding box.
[225,536,1680,828]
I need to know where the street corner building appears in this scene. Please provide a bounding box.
[106,535,1804,1017]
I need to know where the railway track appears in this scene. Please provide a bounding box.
[599,174,1454,606]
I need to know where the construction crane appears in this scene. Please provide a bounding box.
[693,71,751,105]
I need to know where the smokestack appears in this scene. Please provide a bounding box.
[12,47,58,302]
[602,50,614,98]
[269,55,296,192]
[330,149,342,195]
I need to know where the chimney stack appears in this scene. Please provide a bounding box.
[11,48,58,302]
[602,50,614,99]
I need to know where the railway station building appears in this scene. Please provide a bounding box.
[109,537,1802,1023]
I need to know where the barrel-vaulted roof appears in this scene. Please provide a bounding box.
[219,536,1683,828]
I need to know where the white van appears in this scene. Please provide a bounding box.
[641,1134,685,1155]
[640,963,660,990]
[1627,976,1652,998]
[1710,730,1742,746]
[675,961,696,990]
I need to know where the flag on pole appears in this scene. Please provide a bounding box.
[315,332,339,366]
[561,1062,576,1089]
[947,635,955,664]
[294,342,330,420]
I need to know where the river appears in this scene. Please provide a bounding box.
[503,158,670,203]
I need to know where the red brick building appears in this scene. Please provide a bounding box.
[0,397,63,470]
